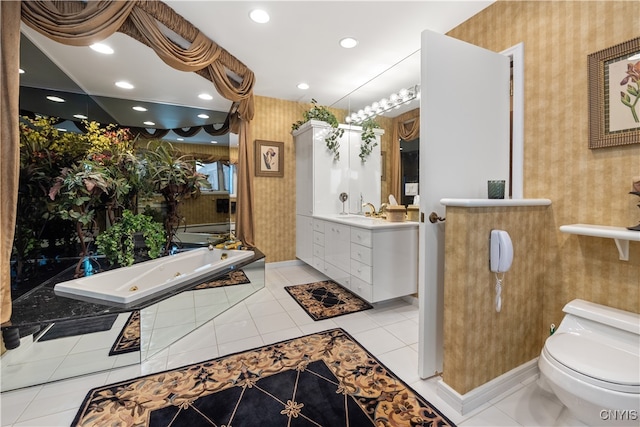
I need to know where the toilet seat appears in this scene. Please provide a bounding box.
[545,332,640,394]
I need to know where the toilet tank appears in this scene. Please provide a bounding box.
[562,299,640,335]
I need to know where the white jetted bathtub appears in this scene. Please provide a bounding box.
[54,247,254,305]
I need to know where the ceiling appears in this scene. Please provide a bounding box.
[19,1,494,144]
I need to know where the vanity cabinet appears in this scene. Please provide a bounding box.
[293,120,384,267]
[310,217,418,303]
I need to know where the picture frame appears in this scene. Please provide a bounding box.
[588,37,640,149]
[255,140,284,177]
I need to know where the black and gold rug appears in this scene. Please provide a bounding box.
[109,310,141,356]
[285,280,373,321]
[109,270,251,356]
[73,328,455,426]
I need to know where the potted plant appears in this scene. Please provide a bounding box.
[292,99,344,161]
[359,117,381,162]
[95,210,166,267]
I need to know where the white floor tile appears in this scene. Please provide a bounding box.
[352,328,406,355]
[331,311,379,334]
[215,319,259,344]
[252,312,297,335]
[493,382,564,427]
[218,335,264,356]
[383,318,419,345]
[246,299,285,317]
[0,386,41,425]
[459,405,522,426]
[375,345,421,385]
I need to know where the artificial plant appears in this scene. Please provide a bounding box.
[95,210,166,266]
[358,117,381,162]
[292,99,344,161]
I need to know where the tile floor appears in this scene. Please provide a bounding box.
[1,262,585,427]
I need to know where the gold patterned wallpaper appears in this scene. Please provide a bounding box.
[443,206,549,394]
[441,0,640,393]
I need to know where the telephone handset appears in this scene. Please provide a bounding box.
[490,229,513,313]
[490,230,513,273]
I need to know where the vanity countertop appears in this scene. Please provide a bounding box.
[3,249,265,329]
[313,214,419,229]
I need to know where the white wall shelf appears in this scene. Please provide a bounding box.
[560,224,640,261]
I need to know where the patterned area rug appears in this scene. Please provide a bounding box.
[285,280,373,320]
[73,328,456,426]
[108,270,251,356]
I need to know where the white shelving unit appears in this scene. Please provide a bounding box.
[560,224,640,261]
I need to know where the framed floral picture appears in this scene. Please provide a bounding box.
[255,140,284,177]
[588,37,640,148]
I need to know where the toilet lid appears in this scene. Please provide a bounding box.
[546,333,640,390]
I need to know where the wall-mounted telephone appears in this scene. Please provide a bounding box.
[490,229,513,273]
[490,230,513,313]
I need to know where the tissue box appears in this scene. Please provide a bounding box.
[386,205,406,222]
[406,205,419,221]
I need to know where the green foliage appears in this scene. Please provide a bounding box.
[359,118,381,162]
[292,99,345,161]
[96,210,166,267]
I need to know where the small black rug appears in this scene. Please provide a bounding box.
[285,280,373,320]
[37,314,118,342]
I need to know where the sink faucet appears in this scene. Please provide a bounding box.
[363,202,376,216]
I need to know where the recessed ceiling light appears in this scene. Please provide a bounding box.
[176,138,184,141]
[73,114,88,119]
[57,128,67,132]
[46,95,65,103]
[19,68,25,74]
[132,106,147,112]
[198,114,209,119]
[210,140,218,144]
[90,43,114,54]
[198,93,213,100]
[143,121,155,126]
[339,37,358,49]
[249,9,270,24]
[115,81,134,89]
[297,83,309,90]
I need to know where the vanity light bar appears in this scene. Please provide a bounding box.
[345,84,420,124]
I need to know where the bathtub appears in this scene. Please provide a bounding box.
[54,247,254,306]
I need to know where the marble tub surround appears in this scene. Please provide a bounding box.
[1,249,265,392]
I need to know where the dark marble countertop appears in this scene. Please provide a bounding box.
[2,248,265,330]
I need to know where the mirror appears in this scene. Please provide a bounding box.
[331,50,421,208]
[5,27,246,391]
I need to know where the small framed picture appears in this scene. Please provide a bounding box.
[588,37,640,148]
[255,140,284,177]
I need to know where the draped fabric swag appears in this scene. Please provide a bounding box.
[391,108,420,202]
[1,1,22,324]
[2,0,257,323]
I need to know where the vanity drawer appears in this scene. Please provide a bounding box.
[350,276,373,302]
[323,262,350,286]
[350,227,372,248]
[313,243,324,259]
[313,219,325,233]
[313,230,325,246]
[312,256,324,272]
[350,243,372,266]
[350,259,372,283]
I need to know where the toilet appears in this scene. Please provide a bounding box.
[538,299,640,426]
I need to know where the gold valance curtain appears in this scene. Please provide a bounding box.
[391,108,420,202]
